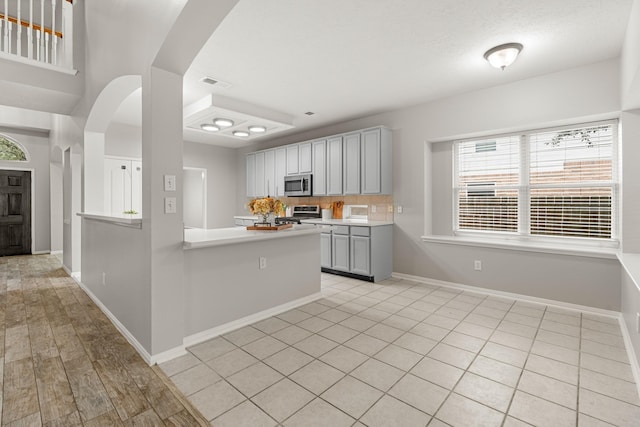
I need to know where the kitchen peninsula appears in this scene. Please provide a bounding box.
[182,224,321,343]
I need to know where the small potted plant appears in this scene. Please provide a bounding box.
[248,196,284,226]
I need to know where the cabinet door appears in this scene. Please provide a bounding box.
[286,145,299,175]
[299,142,312,174]
[320,233,332,268]
[264,149,276,196]
[246,153,256,198]
[312,140,327,196]
[350,235,371,276]
[332,234,350,272]
[327,136,343,195]
[343,132,361,194]
[361,128,381,194]
[255,151,266,197]
[275,148,286,196]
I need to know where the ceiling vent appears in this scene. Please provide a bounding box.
[304,111,316,116]
[199,76,232,89]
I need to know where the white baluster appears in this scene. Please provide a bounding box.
[17,0,22,56]
[39,0,44,61]
[44,31,49,63]
[3,0,8,54]
[51,0,56,65]
[28,0,33,59]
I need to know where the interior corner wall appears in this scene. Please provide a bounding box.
[621,110,640,253]
[183,141,237,228]
[0,128,51,253]
[621,267,640,370]
[621,0,640,110]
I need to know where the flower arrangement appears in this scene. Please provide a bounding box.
[248,197,285,224]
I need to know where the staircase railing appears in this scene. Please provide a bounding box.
[0,0,74,69]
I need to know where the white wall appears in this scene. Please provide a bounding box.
[239,59,623,310]
[621,0,640,110]
[0,128,51,253]
[183,141,237,228]
[105,123,142,159]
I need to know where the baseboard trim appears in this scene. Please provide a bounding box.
[32,250,50,255]
[183,292,323,349]
[150,346,188,366]
[618,315,640,399]
[50,250,63,255]
[391,272,620,318]
[69,275,154,365]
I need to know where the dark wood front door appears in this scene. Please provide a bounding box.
[0,170,31,256]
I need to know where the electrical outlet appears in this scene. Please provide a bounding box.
[102,272,106,286]
[371,205,377,213]
[397,205,403,214]
[259,257,267,269]
[474,260,482,271]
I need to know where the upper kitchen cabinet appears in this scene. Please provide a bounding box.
[275,148,286,197]
[299,142,312,174]
[264,149,276,196]
[286,145,299,175]
[343,132,361,195]
[312,140,327,196]
[327,136,343,195]
[246,126,392,198]
[255,151,266,197]
[361,127,392,194]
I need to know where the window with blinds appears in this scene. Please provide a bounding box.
[454,121,617,242]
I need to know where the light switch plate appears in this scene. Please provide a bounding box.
[164,175,176,191]
[165,197,177,214]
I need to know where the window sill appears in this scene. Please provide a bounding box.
[421,234,619,259]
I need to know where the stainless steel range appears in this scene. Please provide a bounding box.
[274,205,321,225]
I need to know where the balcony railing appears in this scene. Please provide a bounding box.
[0,0,74,69]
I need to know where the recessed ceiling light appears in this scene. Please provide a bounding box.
[233,130,250,137]
[200,123,220,132]
[249,125,267,133]
[214,118,234,127]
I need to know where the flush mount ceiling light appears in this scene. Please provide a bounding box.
[233,130,250,137]
[248,125,267,133]
[200,123,220,132]
[214,118,234,127]
[484,43,523,70]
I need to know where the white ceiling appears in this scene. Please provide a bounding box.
[112,0,634,148]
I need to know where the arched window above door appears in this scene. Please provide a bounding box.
[0,135,28,161]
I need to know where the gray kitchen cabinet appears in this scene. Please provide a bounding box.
[264,149,276,196]
[350,235,371,276]
[320,231,332,268]
[343,132,361,194]
[327,136,343,195]
[320,223,392,282]
[246,153,256,198]
[299,142,312,174]
[255,151,266,197]
[286,145,299,175]
[331,232,350,272]
[275,147,286,196]
[312,139,327,196]
[361,127,392,194]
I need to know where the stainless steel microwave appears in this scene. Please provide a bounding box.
[284,174,312,197]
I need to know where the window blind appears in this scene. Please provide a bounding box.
[456,136,520,233]
[453,121,617,241]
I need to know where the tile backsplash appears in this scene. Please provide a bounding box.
[280,195,394,221]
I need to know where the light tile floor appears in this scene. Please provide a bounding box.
[161,273,640,426]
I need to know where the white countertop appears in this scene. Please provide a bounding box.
[184,224,320,249]
[301,218,394,227]
[78,212,142,228]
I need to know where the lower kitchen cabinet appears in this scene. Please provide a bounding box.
[320,232,332,268]
[321,224,392,282]
[331,233,350,272]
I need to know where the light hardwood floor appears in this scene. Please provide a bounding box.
[0,254,207,426]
